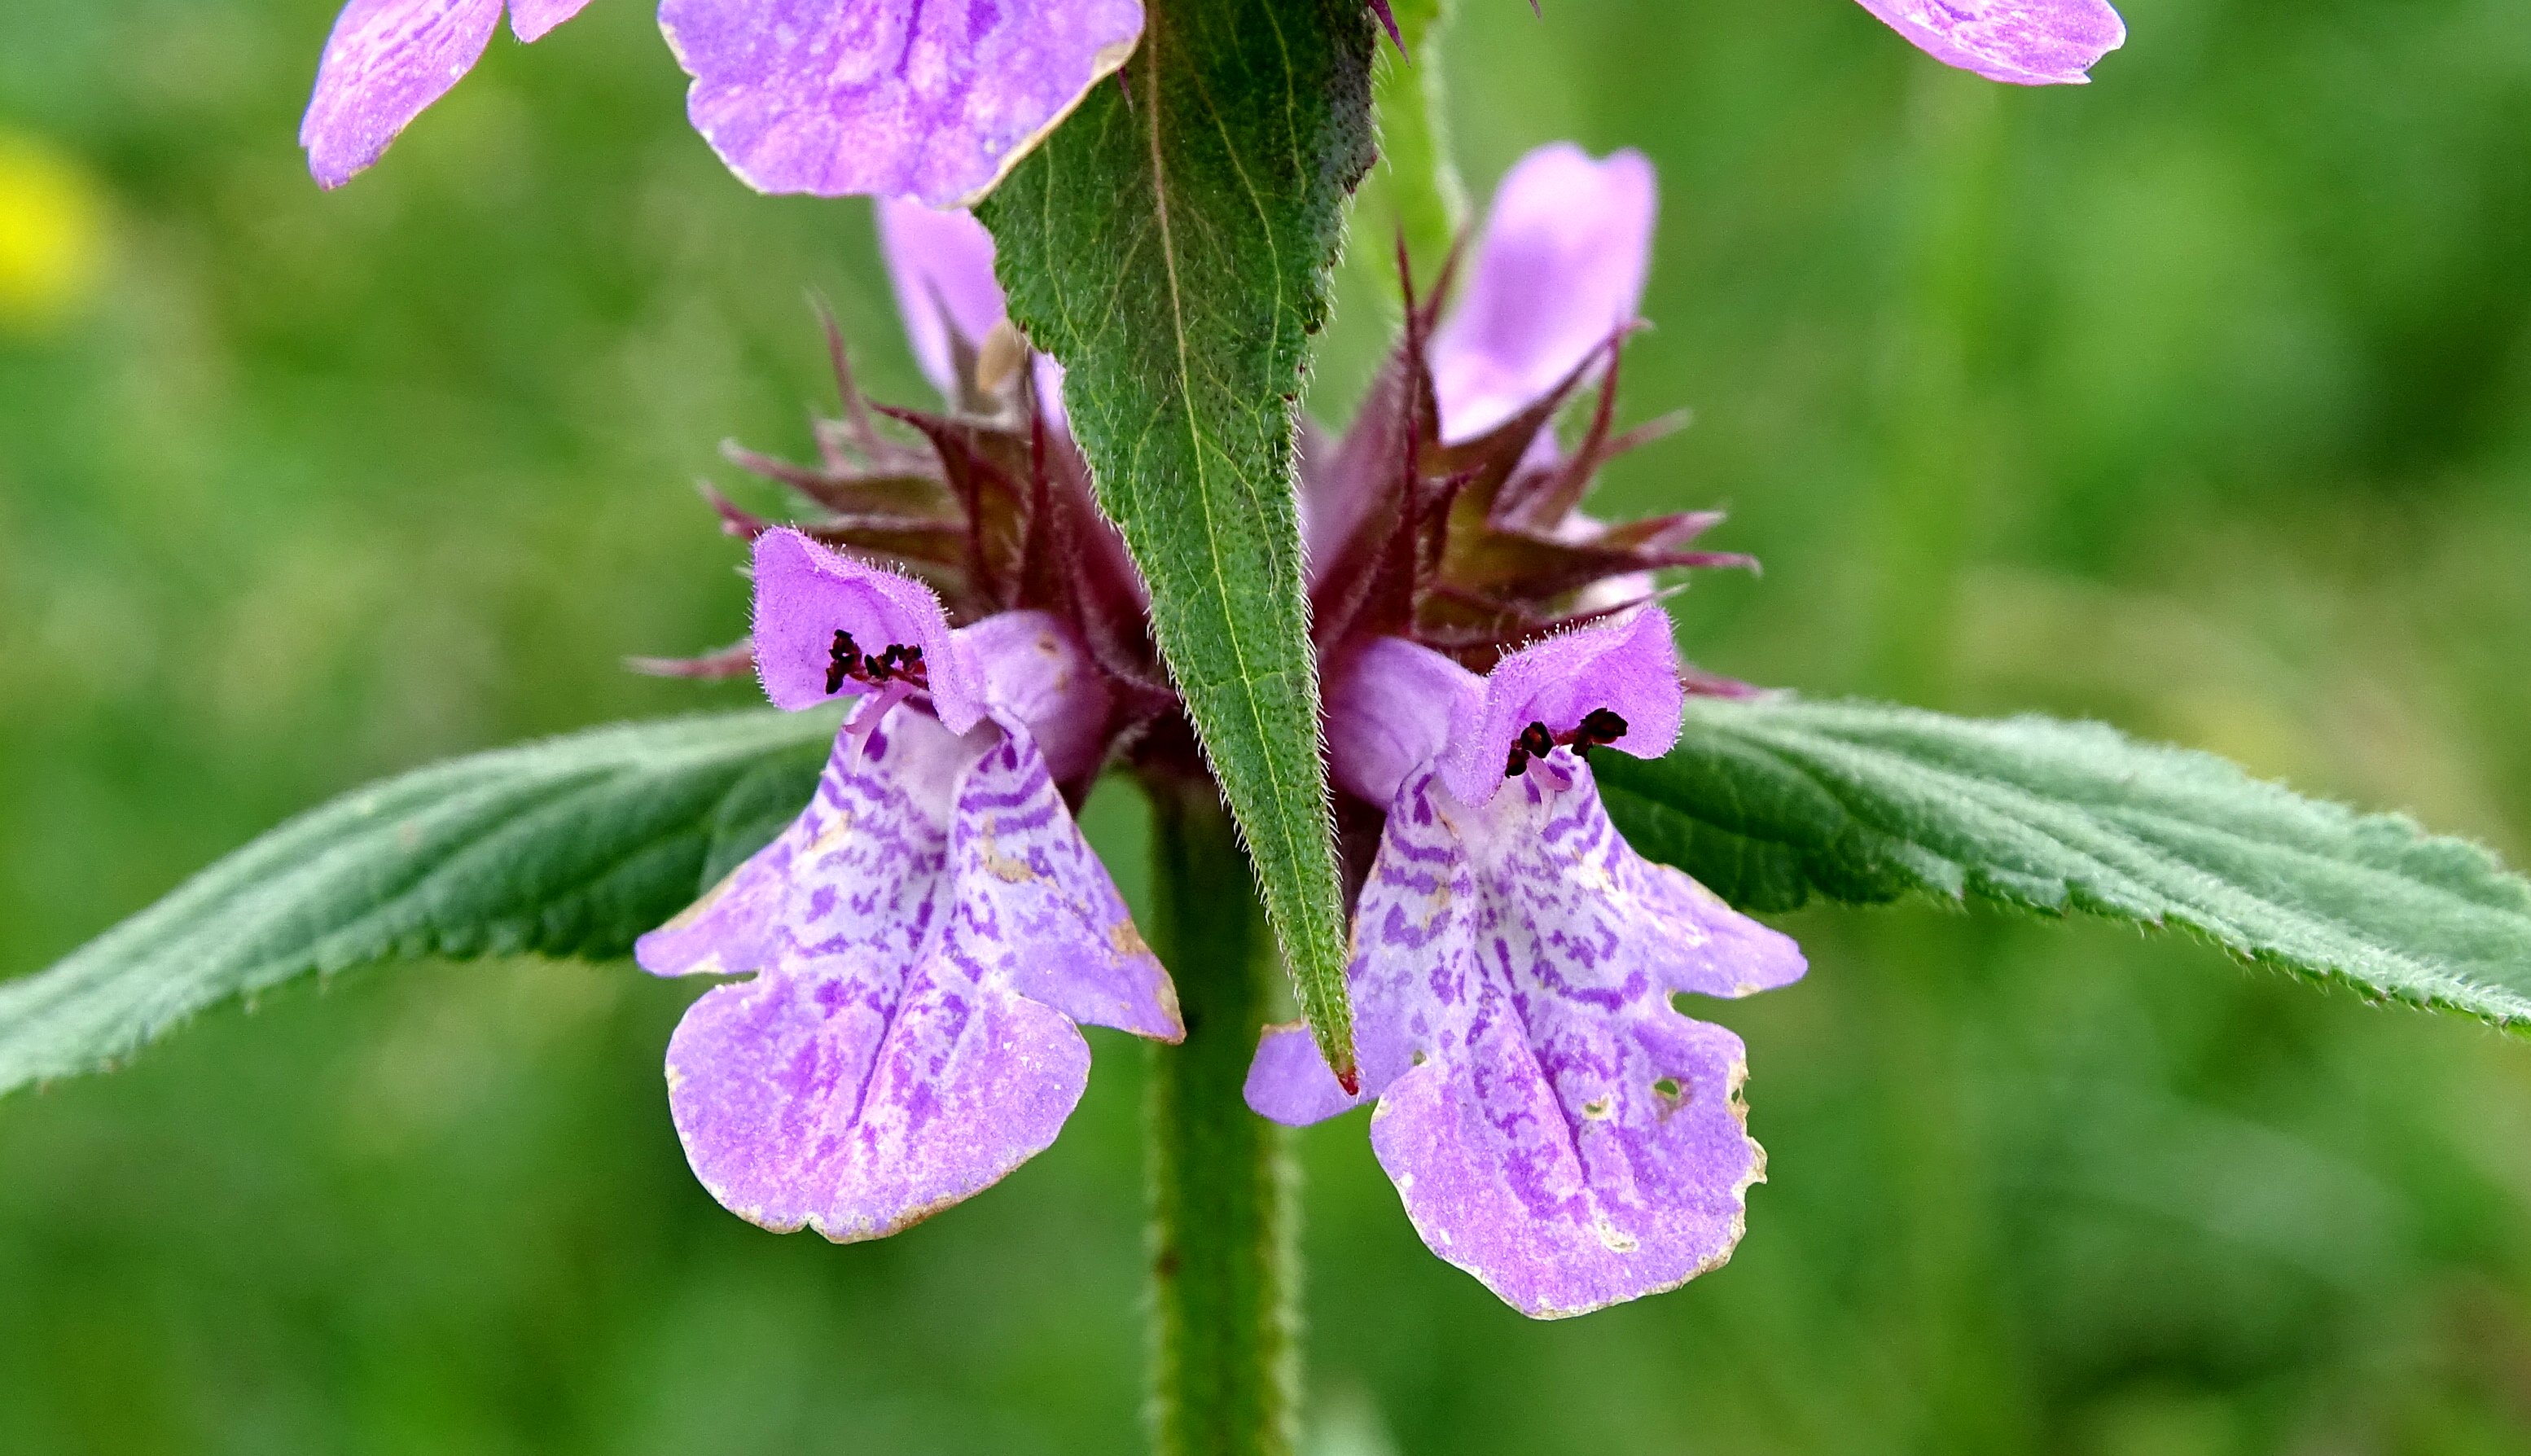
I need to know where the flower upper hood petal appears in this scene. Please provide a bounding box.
[1328,608,1682,810]
[877,200,1070,420]
[1439,604,1682,807]
[751,528,986,728]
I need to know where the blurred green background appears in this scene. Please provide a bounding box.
[6,0,2531,1450]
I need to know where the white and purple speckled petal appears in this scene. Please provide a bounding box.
[663,942,1091,1239]
[1853,0,2125,86]
[1250,757,1804,1315]
[749,528,987,730]
[1436,607,1684,809]
[507,0,594,42]
[1367,1010,1760,1318]
[660,0,1145,208]
[1429,144,1655,442]
[642,703,1173,1239]
[300,0,504,188]
[635,698,970,982]
[946,729,1180,1041]
[877,199,1010,397]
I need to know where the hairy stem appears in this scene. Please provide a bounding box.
[1371,0,1467,276]
[1144,778,1301,1456]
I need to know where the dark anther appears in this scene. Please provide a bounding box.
[1507,711,1630,774]
[1577,708,1629,748]
[825,629,862,695]
[1505,721,1556,778]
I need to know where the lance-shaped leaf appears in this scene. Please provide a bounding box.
[1596,697,2531,1024]
[978,0,1374,1081]
[0,709,837,1099]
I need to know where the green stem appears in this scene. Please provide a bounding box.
[1143,778,1301,1456]
[1370,0,1466,277]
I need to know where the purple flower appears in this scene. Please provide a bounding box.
[876,200,1014,401]
[1305,143,1756,666]
[1855,0,2125,86]
[876,199,1070,423]
[300,0,1139,204]
[1425,143,1656,446]
[634,528,1179,1239]
[1247,612,1805,1318]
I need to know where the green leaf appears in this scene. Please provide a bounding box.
[0,709,837,1100]
[977,0,1374,1080]
[1597,697,2531,1024]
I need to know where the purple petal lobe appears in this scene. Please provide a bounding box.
[1325,638,1479,807]
[950,730,1181,1040]
[1267,757,1804,1316]
[507,0,594,42]
[639,706,1176,1239]
[1429,143,1655,441]
[877,200,1010,397]
[1247,1020,1363,1125]
[300,0,503,188]
[1852,0,2125,85]
[664,947,1091,1239]
[1437,607,1684,809]
[750,528,985,730]
[660,0,1145,207]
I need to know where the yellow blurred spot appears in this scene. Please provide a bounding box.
[0,130,106,331]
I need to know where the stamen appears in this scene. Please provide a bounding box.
[824,630,930,696]
[845,678,914,740]
[825,629,862,695]
[1502,711,1632,776]
[1573,708,1630,756]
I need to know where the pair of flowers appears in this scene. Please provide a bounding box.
[634,144,1804,1318]
[302,0,2125,205]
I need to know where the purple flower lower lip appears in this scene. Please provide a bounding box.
[1852,0,2125,86]
[301,0,507,190]
[664,0,1145,208]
